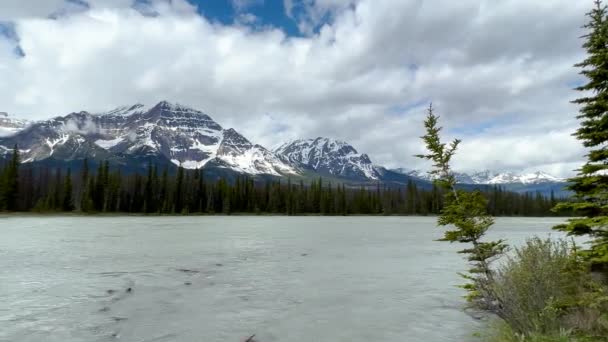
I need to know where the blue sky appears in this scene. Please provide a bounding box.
[2,0,316,39]
[1,0,312,57]
[192,0,303,36]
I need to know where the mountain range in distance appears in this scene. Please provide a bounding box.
[0,112,30,137]
[0,101,569,195]
[398,169,564,185]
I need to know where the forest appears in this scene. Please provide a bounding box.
[0,147,565,216]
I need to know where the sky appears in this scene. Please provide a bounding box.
[0,0,593,177]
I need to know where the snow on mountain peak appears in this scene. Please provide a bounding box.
[99,103,150,117]
[515,171,562,184]
[0,112,32,137]
[394,168,564,184]
[275,137,380,180]
[0,102,297,176]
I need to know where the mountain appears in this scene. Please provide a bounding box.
[396,168,564,185]
[275,137,381,180]
[0,112,31,137]
[0,101,297,176]
[0,102,569,196]
[396,169,477,183]
[393,168,569,196]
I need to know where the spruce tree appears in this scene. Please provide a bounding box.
[143,162,154,213]
[417,104,508,314]
[0,159,6,210]
[160,166,169,213]
[5,145,20,211]
[174,165,184,213]
[553,0,608,269]
[80,158,90,211]
[62,169,74,211]
[52,168,62,210]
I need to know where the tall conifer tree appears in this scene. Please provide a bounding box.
[5,145,20,211]
[62,169,74,211]
[554,0,608,269]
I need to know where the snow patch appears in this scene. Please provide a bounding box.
[45,134,69,155]
[276,137,378,179]
[398,168,564,184]
[95,137,124,149]
[98,103,150,117]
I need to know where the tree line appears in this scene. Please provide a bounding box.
[0,147,566,216]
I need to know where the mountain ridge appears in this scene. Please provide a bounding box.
[0,102,568,194]
[275,137,381,180]
[0,112,32,137]
[0,101,297,176]
[395,168,564,185]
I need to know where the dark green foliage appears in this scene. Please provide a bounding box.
[1,157,565,215]
[553,0,608,270]
[62,169,74,211]
[1,145,20,211]
[417,104,508,312]
[174,165,184,213]
[79,158,92,212]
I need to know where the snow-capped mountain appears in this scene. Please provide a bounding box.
[0,101,297,176]
[395,168,564,185]
[0,112,31,137]
[275,137,381,180]
[482,171,563,184]
[0,103,568,189]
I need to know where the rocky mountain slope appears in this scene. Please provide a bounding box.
[0,101,569,195]
[0,112,31,137]
[0,101,297,176]
[275,137,381,180]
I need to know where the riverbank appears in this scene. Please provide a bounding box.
[0,211,572,218]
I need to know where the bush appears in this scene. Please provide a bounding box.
[480,320,593,342]
[487,237,608,340]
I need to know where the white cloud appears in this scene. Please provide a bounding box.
[283,0,357,35]
[0,0,66,20]
[231,0,264,12]
[0,0,595,177]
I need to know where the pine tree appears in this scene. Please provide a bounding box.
[80,158,90,211]
[93,162,105,211]
[553,0,608,269]
[197,169,206,212]
[0,161,5,210]
[417,104,508,315]
[174,165,184,213]
[4,145,20,211]
[62,169,74,211]
[160,166,169,213]
[143,162,154,213]
[52,168,62,210]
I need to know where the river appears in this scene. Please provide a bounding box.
[0,216,568,342]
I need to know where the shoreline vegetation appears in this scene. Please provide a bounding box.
[419,105,608,342]
[416,0,608,336]
[0,212,570,217]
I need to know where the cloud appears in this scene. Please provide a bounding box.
[63,116,102,135]
[231,0,264,12]
[234,13,260,26]
[0,0,595,177]
[283,0,356,35]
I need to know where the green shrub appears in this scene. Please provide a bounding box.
[487,237,608,340]
[480,320,589,342]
